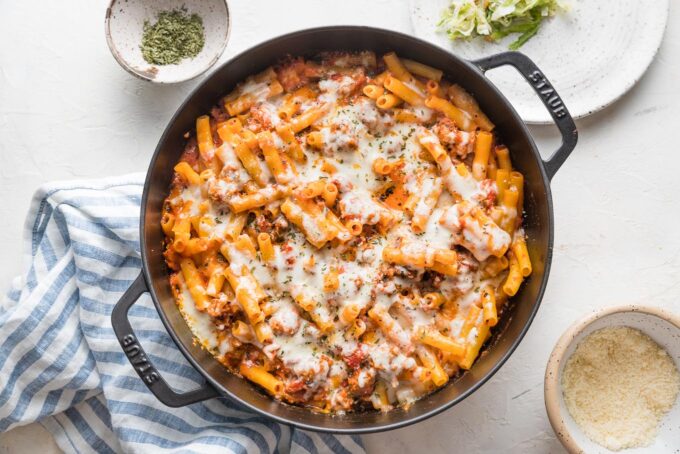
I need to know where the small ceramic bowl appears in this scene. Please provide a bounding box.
[105,0,230,83]
[545,305,680,453]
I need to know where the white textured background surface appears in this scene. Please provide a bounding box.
[1,1,679,453]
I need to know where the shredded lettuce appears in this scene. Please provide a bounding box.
[437,0,565,50]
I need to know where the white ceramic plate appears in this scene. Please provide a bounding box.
[409,0,669,123]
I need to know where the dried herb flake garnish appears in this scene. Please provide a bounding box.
[140,9,205,65]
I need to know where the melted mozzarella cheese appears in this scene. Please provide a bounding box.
[167,57,527,414]
[177,277,219,351]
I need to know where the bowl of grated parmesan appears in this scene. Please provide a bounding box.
[545,305,680,453]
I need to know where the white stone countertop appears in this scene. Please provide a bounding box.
[1,0,679,452]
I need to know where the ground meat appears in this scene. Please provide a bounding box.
[329,388,354,412]
[255,213,272,233]
[347,368,376,396]
[325,123,358,152]
[271,215,289,240]
[210,105,230,123]
[206,296,232,318]
[246,102,278,132]
[388,264,418,280]
[275,57,322,92]
[321,69,366,98]
[207,175,242,204]
[429,272,445,288]
[457,250,479,274]
[434,117,475,159]
[172,139,200,187]
[181,138,200,166]
[480,179,497,208]
[319,51,377,69]
[344,347,366,370]
[285,378,306,394]
[163,248,181,271]
[330,175,355,193]
[352,97,393,135]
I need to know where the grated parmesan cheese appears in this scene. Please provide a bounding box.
[561,326,680,451]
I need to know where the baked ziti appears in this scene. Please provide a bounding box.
[161,51,532,413]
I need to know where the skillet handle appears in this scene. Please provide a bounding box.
[111,272,219,407]
[472,52,578,180]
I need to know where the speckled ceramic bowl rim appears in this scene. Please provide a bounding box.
[544,304,680,454]
[104,0,231,84]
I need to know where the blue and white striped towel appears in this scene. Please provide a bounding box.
[0,174,365,454]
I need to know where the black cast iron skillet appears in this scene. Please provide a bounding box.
[111,26,577,434]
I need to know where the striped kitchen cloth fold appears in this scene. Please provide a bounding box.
[0,173,365,454]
